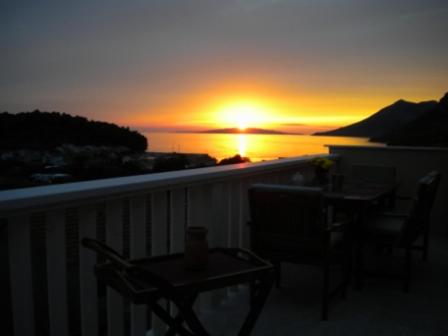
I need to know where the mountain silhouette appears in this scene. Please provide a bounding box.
[314,99,437,138]
[374,93,448,146]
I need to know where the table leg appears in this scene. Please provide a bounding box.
[165,295,198,336]
[164,313,187,336]
[351,210,366,291]
[177,301,210,336]
[149,301,196,336]
[238,270,274,336]
[354,240,365,290]
[162,294,211,336]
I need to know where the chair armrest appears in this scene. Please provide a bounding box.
[83,238,179,298]
[82,237,133,269]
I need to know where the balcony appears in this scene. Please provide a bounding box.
[1,145,448,336]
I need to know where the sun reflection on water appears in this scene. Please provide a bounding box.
[237,134,247,157]
[145,132,382,162]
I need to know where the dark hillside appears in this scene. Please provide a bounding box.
[0,110,147,151]
[314,100,436,138]
[374,93,448,146]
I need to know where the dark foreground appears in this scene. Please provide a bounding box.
[200,234,448,336]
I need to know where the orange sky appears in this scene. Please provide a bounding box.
[3,1,448,134]
[117,81,446,134]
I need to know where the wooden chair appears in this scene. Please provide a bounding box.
[356,171,441,292]
[380,170,440,261]
[248,184,351,320]
[420,171,441,260]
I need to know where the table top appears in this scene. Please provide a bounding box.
[324,182,398,202]
[95,248,273,303]
[134,248,269,285]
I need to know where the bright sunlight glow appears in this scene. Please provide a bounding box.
[215,101,270,130]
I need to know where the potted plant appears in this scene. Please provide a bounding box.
[310,157,334,187]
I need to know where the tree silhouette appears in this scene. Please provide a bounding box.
[218,154,251,165]
[0,110,147,151]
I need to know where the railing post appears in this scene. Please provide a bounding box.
[129,196,148,336]
[151,191,169,336]
[105,201,124,336]
[46,209,69,336]
[187,185,214,314]
[210,182,231,304]
[229,181,242,248]
[170,188,186,253]
[239,178,252,250]
[210,182,230,248]
[79,205,99,336]
[8,214,35,336]
[187,184,213,229]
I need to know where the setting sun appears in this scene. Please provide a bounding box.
[215,101,271,130]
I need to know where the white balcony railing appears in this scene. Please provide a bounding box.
[1,154,331,336]
[3,145,447,336]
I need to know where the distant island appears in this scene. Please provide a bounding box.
[315,92,448,147]
[201,127,290,135]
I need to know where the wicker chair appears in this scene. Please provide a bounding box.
[356,171,441,292]
[248,184,351,320]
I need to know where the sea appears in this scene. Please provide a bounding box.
[143,132,383,162]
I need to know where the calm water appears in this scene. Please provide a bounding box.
[144,132,383,162]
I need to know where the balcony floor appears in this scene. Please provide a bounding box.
[201,235,448,336]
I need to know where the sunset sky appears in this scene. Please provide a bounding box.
[2,0,448,133]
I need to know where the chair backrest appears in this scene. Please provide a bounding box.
[248,184,326,255]
[400,171,441,245]
[426,171,442,212]
[350,164,397,184]
[414,171,441,223]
